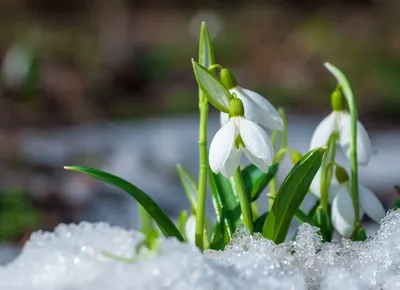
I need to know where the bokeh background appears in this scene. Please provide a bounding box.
[0,0,399,264]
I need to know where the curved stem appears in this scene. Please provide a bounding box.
[232,168,253,233]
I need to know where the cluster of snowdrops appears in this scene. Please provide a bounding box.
[65,22,389,254]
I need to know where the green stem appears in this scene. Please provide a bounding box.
[348,98,360,227]
[195,100,209,251]
[320,133,337,212]
[268,108,287,210]
[232,168,253,233]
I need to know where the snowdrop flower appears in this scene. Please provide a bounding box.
[310,89,372,165]
[209,97,274,178]
[185,215,196,245]
[219,68,283,130]
[310,166,385,237]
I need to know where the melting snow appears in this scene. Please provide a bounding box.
[2,211,400,289]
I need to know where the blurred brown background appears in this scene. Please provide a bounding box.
[0,0,399,261]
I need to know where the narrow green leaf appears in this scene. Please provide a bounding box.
[242,163,278,202]
[199,22,214,74]
[176,164,198,213]
[138,204,155,236]
[209,221,225,250]
[192,60,231,113]
[314,206,332,241]
[254,211,268,233]
[64,166,184,241]
[263,147,326,243]
[177,210,189,236]
[208,168,241,241]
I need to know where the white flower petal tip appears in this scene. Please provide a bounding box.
[331,189,355,238]
[185,215,196,245]
[309,112,337,150]
[239,118,274,172]
[359,185,386,223]
[230,87,283,130]
[209,119,236,175]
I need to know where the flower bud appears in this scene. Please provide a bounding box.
[352,223,366,241]
[290,151,302,164]
[220,68,238,89]
[335,165,350,184]
[229,96,245,118]
[331,87,347,111]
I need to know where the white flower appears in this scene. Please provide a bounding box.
[310,111,372,165]
[209,116,274,178]
[310,169,385,237]
[220,86,283,130]
[185,215,196,245]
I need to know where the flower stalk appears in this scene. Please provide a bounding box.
[195,22,214,251]
[231,168,253,233]
[268,108,287,210]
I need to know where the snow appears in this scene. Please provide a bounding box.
[2,211,400,289]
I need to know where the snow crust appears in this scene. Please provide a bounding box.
[2,210,400,289]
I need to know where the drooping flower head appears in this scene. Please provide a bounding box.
[209,96,274,178]
[310,87,372,165]
[310,165,385,237]
[219,68,283,131]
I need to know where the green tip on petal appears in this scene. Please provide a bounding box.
[220,68,238,89]
[229,97,244,118]
[335,165,350,184]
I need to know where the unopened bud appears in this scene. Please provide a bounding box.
[220,68,238,89]
[290,151,302,164]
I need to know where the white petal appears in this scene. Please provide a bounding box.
[239,117,274,171]
[331,188,355,238]
[220,146,242,178]
[231,87,283,130]
[243,150,269,172]
[310,112,338,150]
[220,112,229,126]
[338,112,372,165]
[209,119,236,174]
[359,184,385,223]
[185,215,196,245]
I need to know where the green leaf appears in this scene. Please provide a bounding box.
[138,204,156,236]
[192,60,231,113]
[64,166,184,241]
[208,168,241,241]
[314,206,332,242]
[263,147,326,243]
[177,210,189,236]
[242,163,278,202]
[254,211,268,233]
[352,224,366,241]
[199,22,214,74]
[209,221,225,250]
[176,164,198,213]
